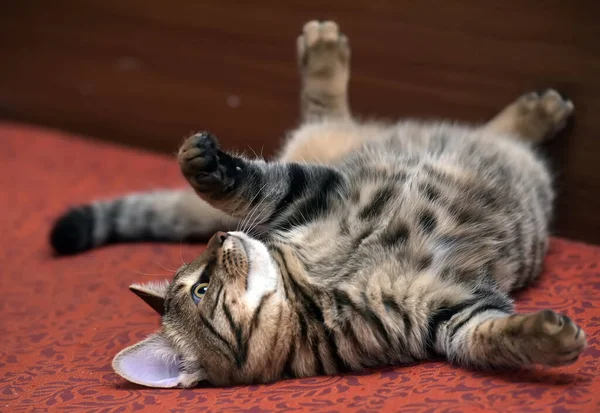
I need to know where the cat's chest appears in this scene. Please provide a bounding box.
[270,179,471,281]
[273,212,412,279]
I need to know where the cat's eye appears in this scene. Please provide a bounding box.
[192,282,209,304]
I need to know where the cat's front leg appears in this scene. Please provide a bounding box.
[179,132,344,228]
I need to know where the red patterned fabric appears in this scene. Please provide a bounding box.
[1,122,599,413]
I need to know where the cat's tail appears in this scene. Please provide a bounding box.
[49,189,236,255]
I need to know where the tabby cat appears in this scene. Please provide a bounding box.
[50,21,586,388]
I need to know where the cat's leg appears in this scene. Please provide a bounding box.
[277,21,364,165]
[298,21,351,122]
[50,189,238,255]
[484,89,574,143]
[178,132,343,229]
[438,304,586,369]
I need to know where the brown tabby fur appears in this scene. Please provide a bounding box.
[67,20,584,387]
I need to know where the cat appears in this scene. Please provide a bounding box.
[50,20,585,388]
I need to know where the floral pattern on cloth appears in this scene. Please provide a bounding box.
[0,123,599,413]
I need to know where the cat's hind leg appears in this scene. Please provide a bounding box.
[484,89,574,143]
[442,307,586,369]
[298,21,351,123]
[279,21,369,164]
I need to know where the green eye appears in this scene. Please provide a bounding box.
[192,282,209,303]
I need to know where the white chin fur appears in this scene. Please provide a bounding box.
[227,231,279,309]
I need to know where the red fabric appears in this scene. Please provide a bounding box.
[1,122,599,413]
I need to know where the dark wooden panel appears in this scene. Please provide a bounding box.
[2,1,600,243]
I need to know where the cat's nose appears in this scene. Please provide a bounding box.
[215,231,228,244]
[207,231,228,249]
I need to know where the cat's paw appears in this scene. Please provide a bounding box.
[517,309,586,366]
[297,21,350,82]
[512,89,574,142]
[176,372,202,388]
[178,132,225,191]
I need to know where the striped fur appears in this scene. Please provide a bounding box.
[78,21,584,387]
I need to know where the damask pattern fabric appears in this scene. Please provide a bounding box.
[1,123,598,412]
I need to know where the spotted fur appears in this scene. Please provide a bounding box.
[50,21,586,387]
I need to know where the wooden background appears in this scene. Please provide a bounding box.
[2,1,600,243]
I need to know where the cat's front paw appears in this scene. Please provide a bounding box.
[179,132,228,192]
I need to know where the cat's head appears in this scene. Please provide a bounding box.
[112,231,286,387]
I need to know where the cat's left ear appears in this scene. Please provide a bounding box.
[129,281,169,315]
[112,332,206,388]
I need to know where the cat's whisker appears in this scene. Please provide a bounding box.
[155,261,178,273]
[244,203,263,235]
[246,182,279,234]
[179,235,187,266]
[240,180,270,233]
[250,199,275,235]
[130,269,175,277]
[238,204,251,233]
[238,196,254,233]
[244,202,263,233]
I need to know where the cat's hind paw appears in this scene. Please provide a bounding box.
[297,21,350,80]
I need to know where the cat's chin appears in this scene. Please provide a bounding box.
[227,231,281,310]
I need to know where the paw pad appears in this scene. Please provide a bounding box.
[178,132,220,181]
[297,20,350,73]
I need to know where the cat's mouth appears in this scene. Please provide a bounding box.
[221,233,251,277]
[236,236,251,273]
[226,231,280,306]
[224,233,248,257]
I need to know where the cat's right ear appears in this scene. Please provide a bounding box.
[129,280,169,316]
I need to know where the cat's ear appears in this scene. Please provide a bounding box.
[129,280,169,315]
[112,332,206,388]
